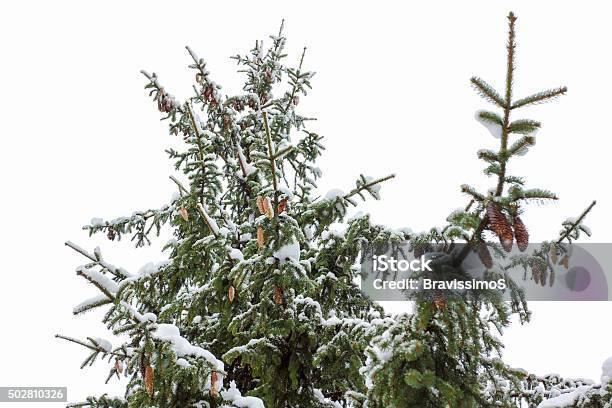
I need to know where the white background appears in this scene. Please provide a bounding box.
[1,0,611,405]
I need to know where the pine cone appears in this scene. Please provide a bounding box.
[560,255,569,269]
[210,371,218,396]
[476,241,493,269]
[531,262,541,285]
[107,227,116,241]
[228,286,235,303]
[549,244,558,264]
[486,202,514,252]
[550,271,555,287]
[257,226,265,248]
[262,197,273,219]
[540,267,547,287]
[256,195,265,214]
[140,354,147,379]
[277,198,287,214]
[115,359,123,374]
[144,365,154,395]
[273,285,283,305]
[178,207,189,222]
[513,216,529,252]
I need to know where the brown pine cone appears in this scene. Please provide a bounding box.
[277,198,287,214]
[210,371,218,396]
[531,262,541,285]
[144,365,154,395]
[273,285,283,305]
[476,240,493,269]
[486,202,514,252]
[513,216,529,252]
[257,226,265,248]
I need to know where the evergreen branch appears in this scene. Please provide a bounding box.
[507,135,535,157]
[169,175,189,196]
[511,86,567,109]
[508,119,540,134]
[556,200,596,244]
[55,335,124,358]
[460,184,485,202]
[470,77,506,107]
[186,102,211,205]
[65,241,132,279]
[476,110,503,125]
[505,12,517,111]
[343,174,395,201]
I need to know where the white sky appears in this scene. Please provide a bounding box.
[1,0,611,405]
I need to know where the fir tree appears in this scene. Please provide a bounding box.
[361,12,596,408]
[57,13,599,408]
[58,22,394,408]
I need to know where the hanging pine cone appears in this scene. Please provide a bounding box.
[115,359,123,374]
[540,267,547,287]
[228,285,235,303]
[433,292,446,310]
[223,114,231,128]
[140,354,147,379]
[210,371,218,396]
[256,195,265,214]
[292,95,299,106]
[107,227,116,241]
[476,240,493,269]
[178,207,189,222]
[277,198,287,214]
[549,244,558,264]
[257,226,265,248]
[550,271,555,287]
[203,85,214,101]
[262,197,273,219]
[486,202,514,252]
[273,285,283,305]
[559,255,569,269]
[531,262,541,285]
[513,216,529,252]
[144,365,154,395]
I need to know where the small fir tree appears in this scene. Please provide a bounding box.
[361,12,596,408]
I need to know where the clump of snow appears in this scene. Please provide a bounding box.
[77,267,119,294]
[93,338,112,353]
[221,381,265,408]
[602,356,612,384]
[228,247,245,262]
[196,203,220,235]
[323,189,345,201]
[273,240,300,263]
[73,294,108,314]
[152,323,224,371]
[537,386,591,408]
[90,218,105,226]
[475,110,502,139]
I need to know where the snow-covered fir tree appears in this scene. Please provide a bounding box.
[360,12,597,408]
[58,13,602,408]
[59,22,396,408]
